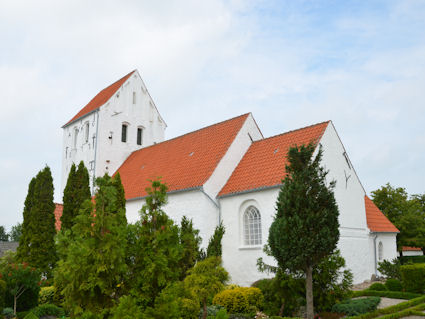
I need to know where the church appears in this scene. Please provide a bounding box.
[60,70,399,286]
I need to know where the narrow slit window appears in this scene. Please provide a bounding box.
[85,122,90,142]
[121,124,127,143]
[133,92,136,104]
[137,128,143,145]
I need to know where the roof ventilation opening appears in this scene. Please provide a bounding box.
[141,165,144,169]
[274,148,279,154]
[189,152,194,157]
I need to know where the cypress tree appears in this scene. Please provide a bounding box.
[61,161,91,231]
[206,223,225,258]
[112,173,127,225]
[178,216,202,280]
[267,144,339,319]
[18,166,57,278]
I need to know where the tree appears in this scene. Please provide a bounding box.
[371,184,425,252]
[9,223,22,242]
[184,257,229,319]
[55,174,128,318]
[127,178,183,309]
[1,262,40,315]
[0,226,9,241]
[178,216,202,280]
[17,166,57,278]
[206,223,225,258]
[267,144,339,319]
[61,161,91,231]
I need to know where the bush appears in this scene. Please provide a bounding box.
[400,255,425,264]
[0,279,6,313]
[32,303,65,318]
[351,290,420,299]
[111,296,144,319]
[38,286,55,304]
[378,259,401,280]
[228,314,254,319]
[213,287,263,314]
[400,264,425,293]
[201,305,225,318]
[2,307,14,319]
[16,311,30,319]
[385,279,403,292]
[369,283,387,291]
[23,312,38,319]
[331,297,381,316]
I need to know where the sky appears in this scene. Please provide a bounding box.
[0,0,424,230]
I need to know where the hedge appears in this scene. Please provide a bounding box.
[351,289,421,299]
[32,303,65,318]
[400,255,425,264]
[332,297,381,316]
[400,264,425,293]
[213,287,263,314]
[385,279,402,292]
[368,283,387,291]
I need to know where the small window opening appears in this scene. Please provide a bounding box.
[137,128,143,145]
[73,128,78,148]
[85,122,90,143]
[189,152,194,156]
[378,242,383,261]
[121,124,127,143]
[133,92,136,104]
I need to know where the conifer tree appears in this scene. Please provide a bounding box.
[206,223,225,258]
[55,174,128,317]
[61,161,91,231]
[17,167,57,278]
[178,216,202,280]
[267,144,339,319]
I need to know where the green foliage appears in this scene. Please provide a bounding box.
[206,223,225,258]
[38,286,55,304]
[9,223,22,242]
[214,308,229,319]
[202,305,225,318]
[368,283,387,291]
[400,255,425,264]
[371,184,425,250]
[22,312,38,319]
[61,161,92,231]
[2,307,14,319]
[32,303,65,317]
[377,259,401,280]
[212,287,263,314]
[127,178,183,309]
[351,289,420,299]
[184,257,229,319]
[331,297,381,316]
[385,279,402,292]
[110,295,144,319]
[179,216,202,280]
[0,226,9,241]
[0,279,6,313]
[266,144,339,319]
[55,174,128,317]
[400,264,425,293]
[1,262,40,314]
[17,166,57,278]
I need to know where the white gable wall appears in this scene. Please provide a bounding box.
[203,114,263,201]
[375,233,398,267]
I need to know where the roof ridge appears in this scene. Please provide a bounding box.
[253,120,330,144]
[127,113,250,154]
[96,70,136,94]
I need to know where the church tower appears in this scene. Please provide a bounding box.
[61,70,166,195]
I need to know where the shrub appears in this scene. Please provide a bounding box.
[2,307,14,319]
[400,264,425,293]
[23,312,38,319]
[378,259,401,280]
[385,279,402,292]
[0,279,6,313]
[32,303,65,318]
[111,296,144,319]
[351,290,420,299]
[331,297,381,316]
[38,286,55,304]
[201,305,225,318]
[16,311,30,319]
[400,255,425,264]
[213,287,263,314]
[369,283,387,291]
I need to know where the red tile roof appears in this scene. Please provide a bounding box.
[54,203,63,232]
[365,196,399,233]
[218,121,329,196]
[63,70,135,127]
[402,246,422,251]
[116,114,250,200]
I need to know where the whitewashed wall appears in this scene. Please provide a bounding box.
[61,71,166,196]
[126,189,219,249]
[375,233,398,264]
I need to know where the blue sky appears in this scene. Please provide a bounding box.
[0,0,424,230]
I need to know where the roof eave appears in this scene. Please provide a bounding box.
[126,186,202,202]
[218,184,282,199]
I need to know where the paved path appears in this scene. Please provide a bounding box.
[377,297,406,309]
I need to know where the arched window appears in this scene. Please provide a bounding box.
[243,206,262,246]
[378,242,383,261]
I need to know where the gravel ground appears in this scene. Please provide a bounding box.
[377,297,406,309]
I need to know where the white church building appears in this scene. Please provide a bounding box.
[60,70,399,286]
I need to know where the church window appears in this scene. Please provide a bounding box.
[378,241,383,261]
[137,127,143,145]
[84,122,90,143]
[121,124,128,143]
[243,206,262,246]
[133,92,136,104]
[73,128,78,148]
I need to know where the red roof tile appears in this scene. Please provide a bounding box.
[365,196,399,233]
[402,246,422,251]
[219,121,329,196]
[63,70,135,127]
[116,114,250,200]
[54,203,63,232]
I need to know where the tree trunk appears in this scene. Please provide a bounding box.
[14,295,17,315]
[202,298,207,319]
[279,302,285,317]
[306,265,314,319]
